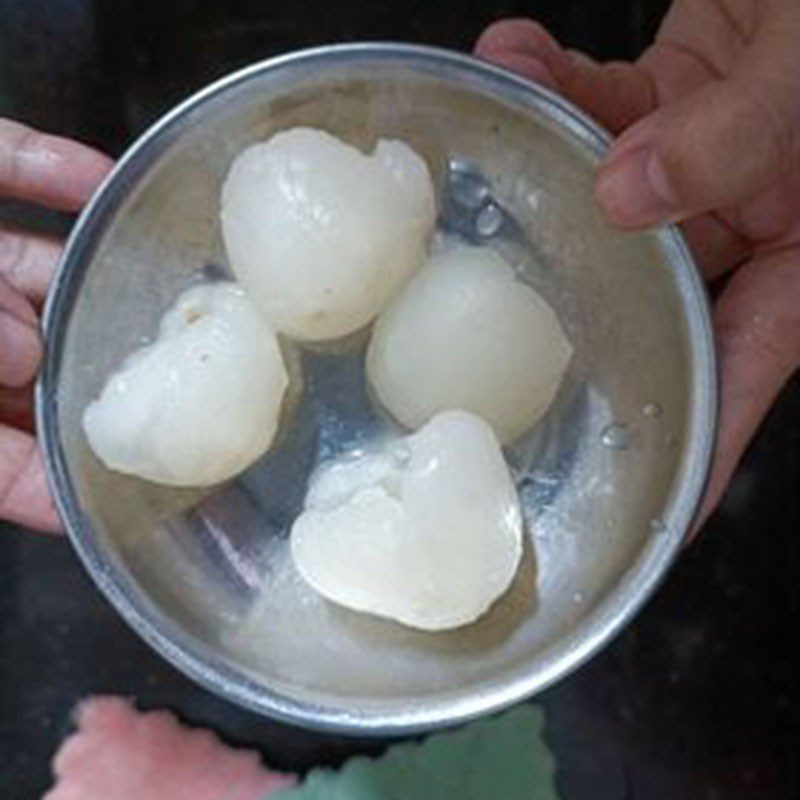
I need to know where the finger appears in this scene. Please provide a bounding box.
[479,49,558,92]
[640,0,753,98]
[0,424,61,532]
[0,384,34,432]
[0,276,41,388]
[475,19,657,133]
[558,50,658,134]
[0,118,113,212]
[0,225,61,302]
[696,248,800,529]
[475,18,559,58]
[722,170,800,249]
[474,20,750,279]
[475,18,560,87]
[596,9,800,229]
[680,213,749,280]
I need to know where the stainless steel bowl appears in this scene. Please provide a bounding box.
[37,43,716,734]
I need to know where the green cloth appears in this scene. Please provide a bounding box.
[270,704,559,800]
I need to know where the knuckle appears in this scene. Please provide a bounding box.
[0,121,39,186]
[656,80,799,207]
[484,18,557,54]
[747,86,798,173]
[0,433,34,517]
[654,134,695,203]
[8,127,41,186]
[0,229,29,284]
[516,19,556,49]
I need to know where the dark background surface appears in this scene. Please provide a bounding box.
[0,1,796,798]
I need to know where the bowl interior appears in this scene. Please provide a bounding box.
[43,46,712,731]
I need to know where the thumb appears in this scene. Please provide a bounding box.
[597,35,800,228]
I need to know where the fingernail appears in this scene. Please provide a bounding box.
[596,147,680,228]
[0,312,41,387]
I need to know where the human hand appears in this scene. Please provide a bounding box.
[475,0,800,525]
[0,119,112,532]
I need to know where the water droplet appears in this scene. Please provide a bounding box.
[572,591,585,604]
[643,403,662,419]
[600,422,632,450]
[476,202,503,237]
[447,160,491,209]
[650,518,668,536]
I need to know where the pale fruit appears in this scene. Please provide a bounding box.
[367,245,572,443]
[83,282,288,486]
[290,410,523,631]
[221,127,435,342]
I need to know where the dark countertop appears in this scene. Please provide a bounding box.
[0,1,796,798]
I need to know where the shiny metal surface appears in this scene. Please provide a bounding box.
[37,43,716,734]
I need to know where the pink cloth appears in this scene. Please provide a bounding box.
[44,696,296,800]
